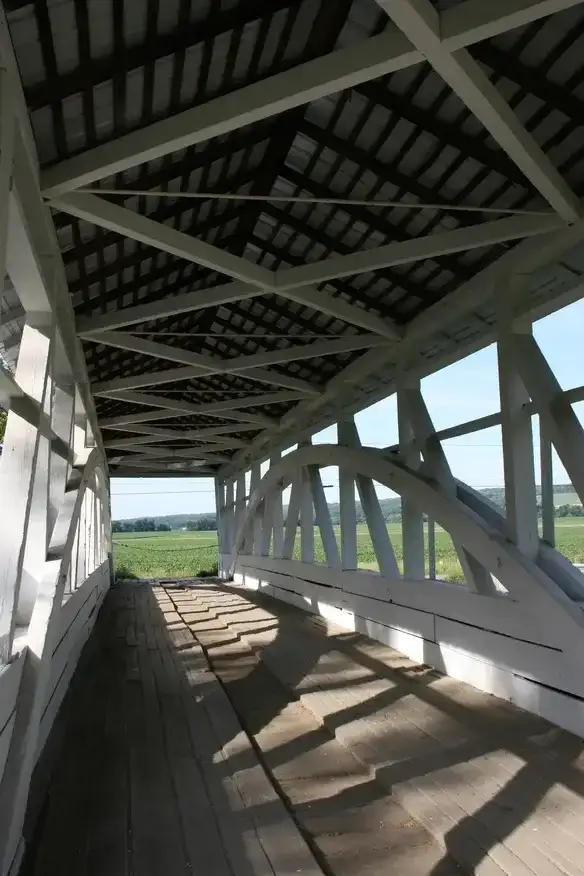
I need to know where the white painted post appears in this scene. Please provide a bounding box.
[357,474,401,579]
[48,382,75,541]
[339,418,399,577]
[402,383,495,593]
[271,453,284,559]
[498,321,539,558]
[214,477,226,577]
[338,419,357,570]
[540,422,555,547]
[225,478,234,560]
[17,362,53,623]
[250,463,262,555]
[428,516,436,579]
[299,456,314,564]
[234,472,246,562]
[0,69,15,287]
[0,319,53,660]
[309,465,340,568]
[397,381,426,579]
[511,333,584,508]
[282,476,301,560]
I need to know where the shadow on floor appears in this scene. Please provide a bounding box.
[20,580,584,876]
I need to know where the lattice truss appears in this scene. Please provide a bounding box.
[5,0,584,475]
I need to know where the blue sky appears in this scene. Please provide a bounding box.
[111,298,583,520]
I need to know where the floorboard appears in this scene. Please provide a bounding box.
[22,580,584,876]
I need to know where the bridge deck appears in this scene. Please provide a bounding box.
[24,581,584,876]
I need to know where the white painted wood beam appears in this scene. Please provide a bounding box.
[404,220,584,349]
[92,361,318,396]
[42,29,422,196]
[77,282,261,334]
[442,0,584,50]
[50,192,274,287]
[282,476,301,560]
[0,320,52,660]
[270,453,284,559]
[234,473,246,558]
[105,423,255,443]
[106,434,249,450]
[403,382,496,593]
[85,329,386,377]
[376,0,580,220]
[339,419,400,578]
[99,390,281,426]
[250,463,262,554]
[279,286,402,340]
[396,381,426,581]
[338,419,358,571]
[0,69,15,297]
[299,462,314,565]
[540,423,555,547]
[497,320,539,558]
[309,465,340,569]
[119,444,231,462]
[276,214,564,289]
[510,334,584,507]
[41,1,584,198]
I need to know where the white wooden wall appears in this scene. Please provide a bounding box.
[0,32,113,875]
[217,327,584,740]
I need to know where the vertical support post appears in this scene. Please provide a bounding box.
[309,465,340,568]
[540,422,555,547]
[298,440,314,563]
[511,332,584,508]
[233,472,246,565]
[271,453,284,559]
[250,463,262,555]
[18,361,53,623]
[47,382,74,543]
[402,383,494,593]
[397,380,425,579]
[340,418,400,578]
[427,516,436,579]
[224,479,234,559]
[0,69,15,286]
[214,477,226,578]
[282,476,301,560]
[338,419,357,571]
[498,320,539,559]
[0,319,53,660]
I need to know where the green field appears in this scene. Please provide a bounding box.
[113,518,584,582]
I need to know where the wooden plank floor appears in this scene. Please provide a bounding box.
[24,581,584,876]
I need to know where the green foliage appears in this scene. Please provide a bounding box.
[157,523,171,531]
[186,515,216,531]
[0,408,6,443]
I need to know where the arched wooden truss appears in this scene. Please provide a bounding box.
[216,347,584,737]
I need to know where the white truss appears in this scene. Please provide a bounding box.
[41,0,584,196]
[375,0,580,220]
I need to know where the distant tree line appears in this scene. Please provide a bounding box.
[186,515,217,531]
[112,518,171,533]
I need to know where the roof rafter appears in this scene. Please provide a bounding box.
[276,213,564,289]
[86,331,385,396]
[99,389,302,428]
[376,0,580,221]
[41,28,422,196]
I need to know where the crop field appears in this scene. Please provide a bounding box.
[113,518,584,582]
